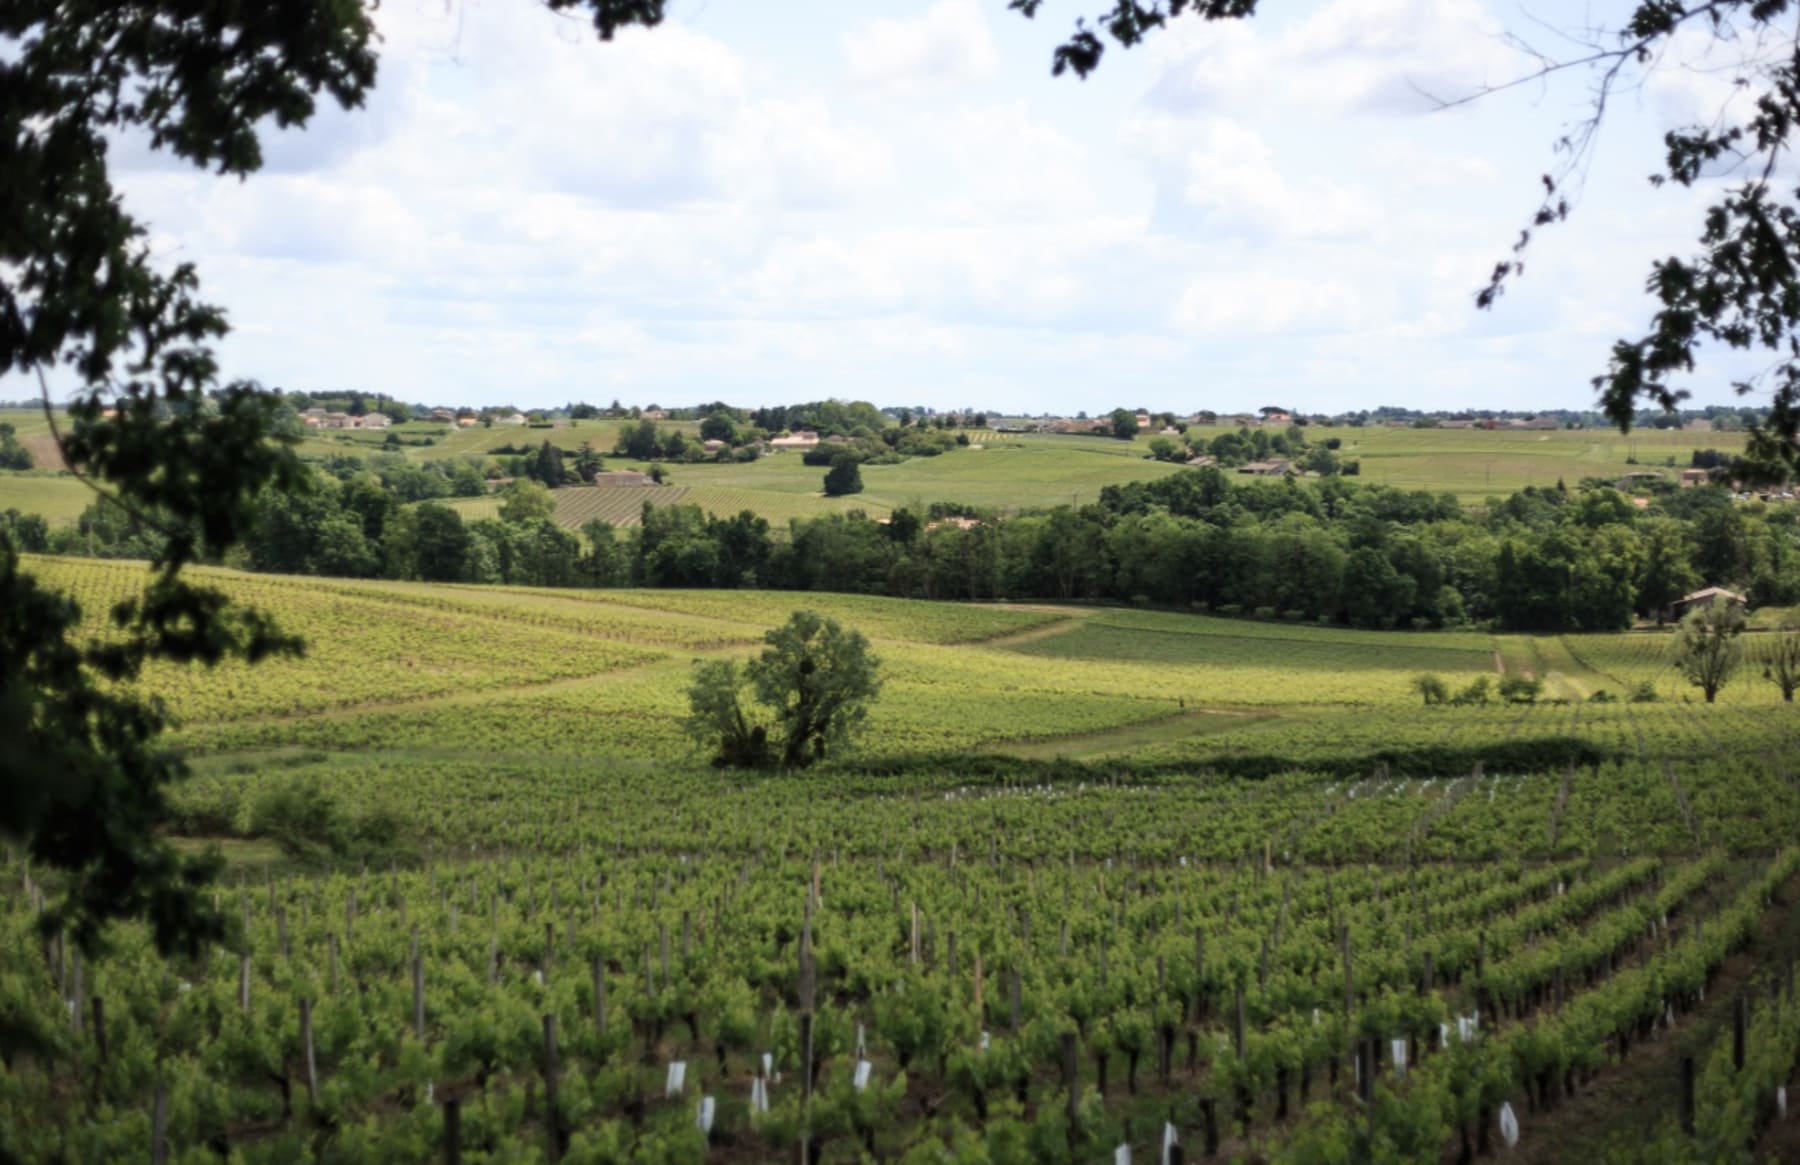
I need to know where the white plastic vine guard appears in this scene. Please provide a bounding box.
[696,1096,715,1134]
[1438,1023,1450,1049]
[1161,1121,1178,1165]
[1391,1039,1407,1077]
[1114,1144,1131,1165]
[751,1077,769,1115]
[980,1031,990,1052]
[666,1061,687,1097]
[762,1051,773,1080]
[1498,1102,1520,1148]
[856,1023,867,1056]
[1780,1086,1788,1118]
[853,1060,873,1091]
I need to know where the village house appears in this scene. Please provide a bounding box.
[1680,468,1711,488]
[429,408,456,423]
[356,412,391,429]
[1185,455,1218,468]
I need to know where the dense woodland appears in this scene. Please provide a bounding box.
[6,458,1793,633]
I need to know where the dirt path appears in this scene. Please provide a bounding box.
[973,613,1092,649]
[994,706,1275,761]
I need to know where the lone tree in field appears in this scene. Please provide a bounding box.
[822,454,864,498]
[1673,598,1746,704]
[1763,632,1800,703]
[685,611,881,769]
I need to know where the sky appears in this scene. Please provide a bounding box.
[35,0,1789,415]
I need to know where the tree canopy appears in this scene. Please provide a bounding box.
[684,612,881,770]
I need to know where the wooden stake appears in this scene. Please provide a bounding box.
[543,1014,560,1164]
[300,998,318,1103]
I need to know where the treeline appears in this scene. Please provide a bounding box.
[10,464,1797,632]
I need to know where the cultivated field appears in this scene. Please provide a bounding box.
[6,559,1800,1160]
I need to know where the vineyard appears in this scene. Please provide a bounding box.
[5,559,1800,1162]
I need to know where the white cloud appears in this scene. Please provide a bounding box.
[1145,0,1521,117]
[842,0,999,94]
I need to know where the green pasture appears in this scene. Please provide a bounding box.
[0,408,1763,528]
[17,557,1796,791]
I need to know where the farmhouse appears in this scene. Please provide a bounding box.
[1680,468,1711,487]
[430,408,456,423]
[1239,459,1291,476]
[357,412,391,430]
[769,430,821,451]
[1669,586,1748,622]
[592,470,654,486]
[1186,455,1218,468]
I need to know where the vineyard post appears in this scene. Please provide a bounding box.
[1733,995,1747,1071]
[1680,1055,1696,1134]
[238,952,251,1014]
[545,921,555,978]
[1233,984,1245,1059]
[444,1097,461,1165]
[300,998,318,1104]
[1476,932,1488,1017]
[947,931,957,976]
[974,951,984,1022]
[91,995,106,1066]
[346,889,355,945]
[659,923,670,984]
[910,902,919,966]
[1009,970,1021,1035]
[542,1014,561,1164]
[1200,1096,1219,1156]
[150,1083,168,1165]
[1340,927,1354,1016]
[592,955,608,1037]
[328,934,339,994]
[276,907,288,960]
[681,911,691,962]
[1062,1031,1079,1151]
[488,937,498,986]
[70,948,82,1033]
[1194,929,1206,1022]
[413,954,425,1040]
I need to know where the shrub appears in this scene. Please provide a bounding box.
[1449,676,1492,706]
[1412,675,1449,706]
[1628,680,1660,703]
[1587,689,1617,703]
[1498,675,1543,704]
